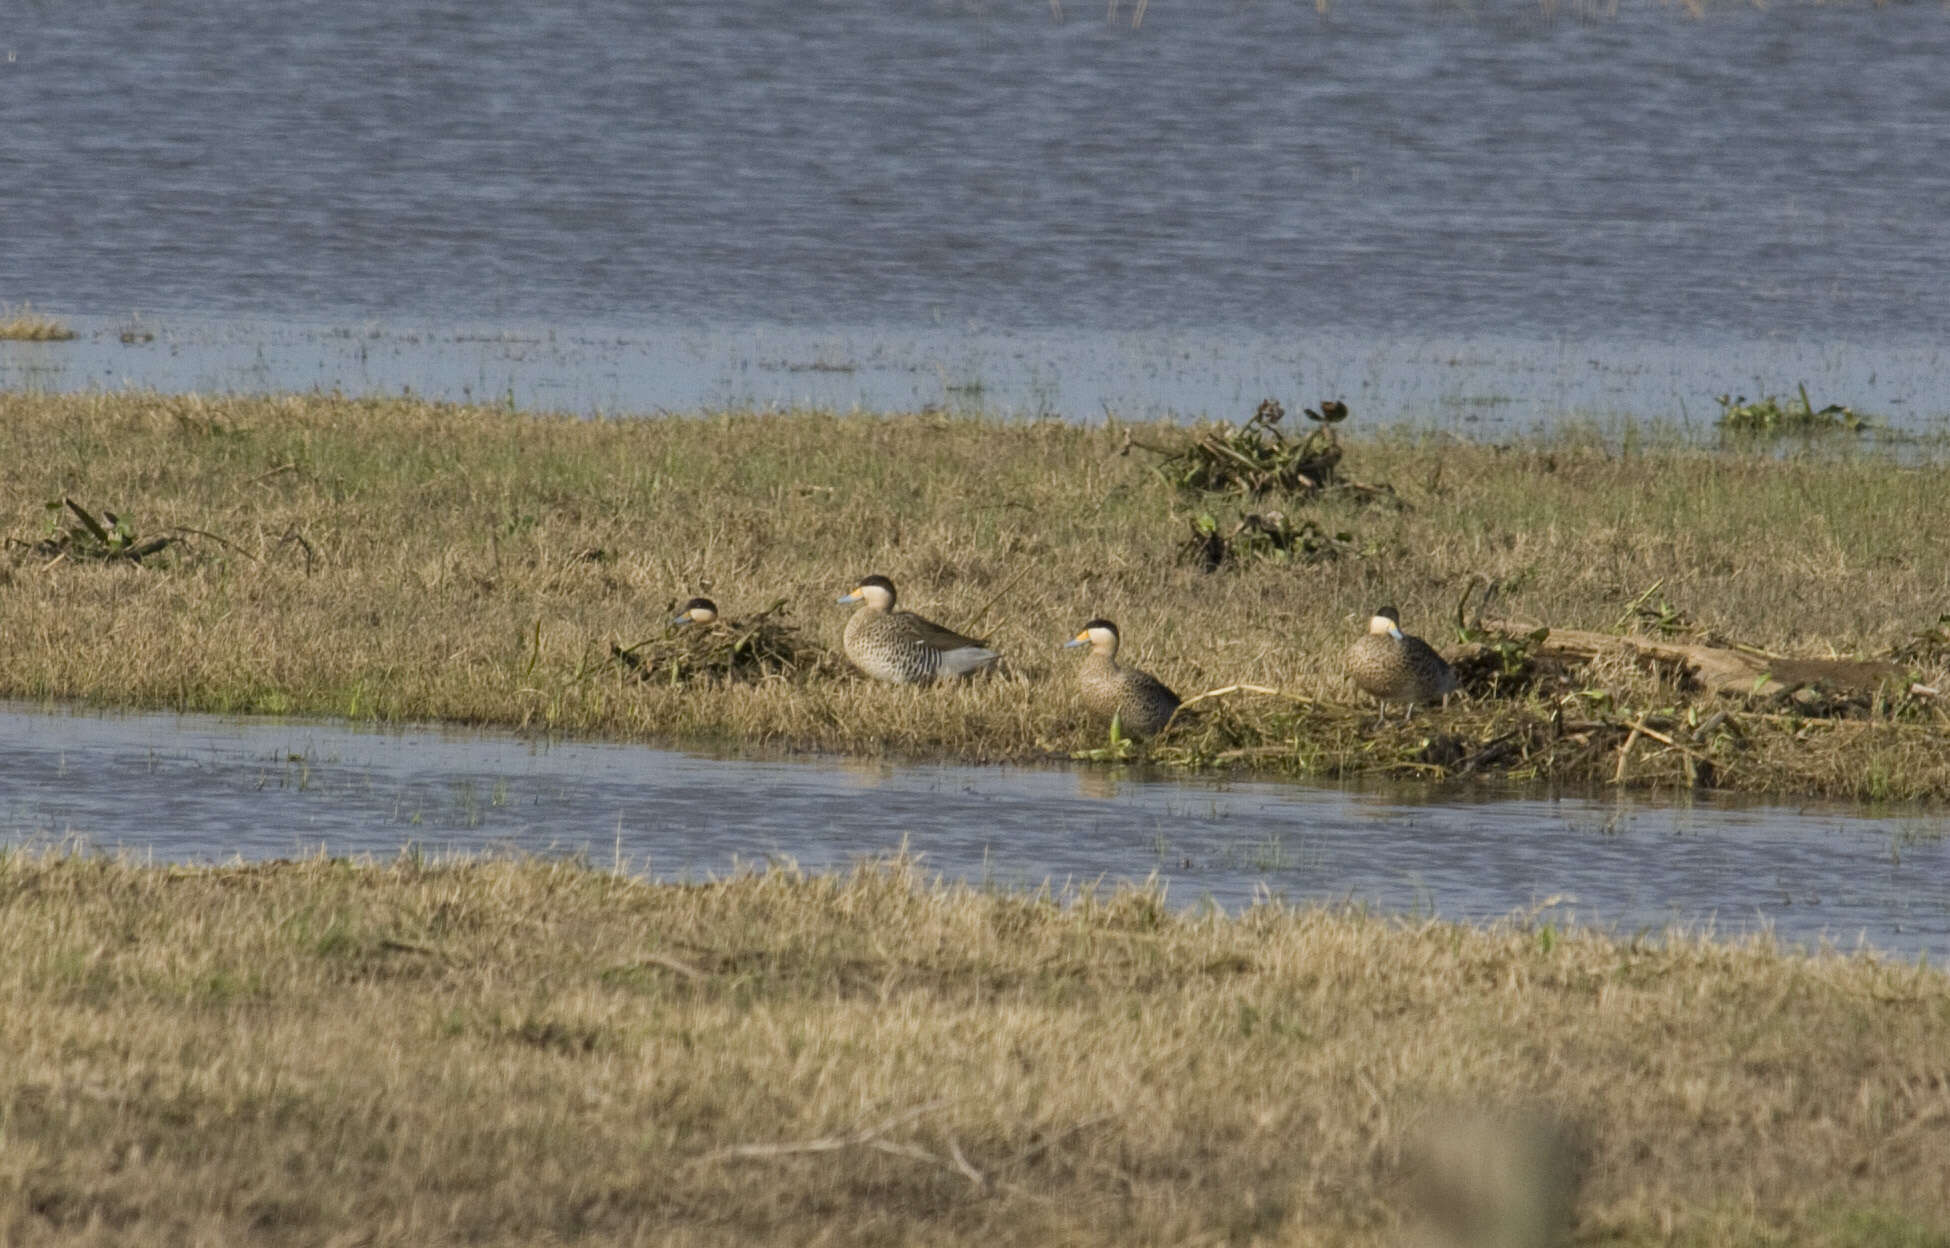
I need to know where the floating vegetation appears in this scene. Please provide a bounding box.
[0,303,77,342]
[1178,508,1360,572]
[1715,384,1868,436]
[1127,399,1398,503]
[11,498,179,565]
[611,599,833,685]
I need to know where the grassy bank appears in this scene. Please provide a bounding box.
[0,852,1945,1246]
[1,391,1946,799]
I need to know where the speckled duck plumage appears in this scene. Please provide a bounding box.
[1345,606,1457,716]
[836,575,999,685]
[1064,618,1181,737]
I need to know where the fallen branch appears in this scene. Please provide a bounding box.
[1468,618,1911,701]
[689,1099,951,1168]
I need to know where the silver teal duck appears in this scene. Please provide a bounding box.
[1345,606,1457,720]
[1064,618,1182,737]
[671,597,719,627]
[836,575,1000,685]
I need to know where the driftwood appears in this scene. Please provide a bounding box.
[1456,619,1915,701]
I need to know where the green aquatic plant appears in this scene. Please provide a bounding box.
[1130,399,1364,500]
[1070,711,1139,762]
[1715,384,1868,437]
[24,498,176,564]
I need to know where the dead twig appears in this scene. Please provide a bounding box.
[248,462,299,486]
[278,529,317,576]
[1612,715,1648,784]
[688,1098,951,1168]
[171,526,258,560]
[1173,683,1302,713]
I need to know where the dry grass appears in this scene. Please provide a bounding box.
[0,851,1945,1246]
[0,305,78,342]
[1,391,1947,799]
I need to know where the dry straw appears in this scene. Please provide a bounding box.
[0,302,77,341]
[0,849,1943,1245]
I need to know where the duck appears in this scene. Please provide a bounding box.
[670,597,719,627]
[1063,618,1182,737]
[1345,606,1458,721]
[835,575,1000,684]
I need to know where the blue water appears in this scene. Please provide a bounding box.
[5,1,1950,428]
[3,704,1945,958]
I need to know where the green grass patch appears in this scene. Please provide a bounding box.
[1,391,1947,801]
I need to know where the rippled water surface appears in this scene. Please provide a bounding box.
[4,705,1945,958]
[5,1,1950,428]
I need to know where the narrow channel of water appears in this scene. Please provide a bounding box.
[2,703,1943,958]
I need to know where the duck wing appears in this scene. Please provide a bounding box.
[901,610,990,652]
[1132,668,1181,708]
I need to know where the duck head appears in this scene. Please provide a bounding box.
[1064,618,1120,656]
[837,575,896,610]
[672,597,719,627]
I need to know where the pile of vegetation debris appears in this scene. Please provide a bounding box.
[1125,399,1399,504]
[1126,398,1399,575]
[611,599,835,685]
[10,498,180,566]
[1452,619,1937,719]
[1177,508,1362,571]
[1124,682,1948,801]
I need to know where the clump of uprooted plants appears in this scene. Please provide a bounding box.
[1128,681,1947,802]
[1122,399,1398,571]
[1177,508,1362,572]
[10,498,181,565]
[1089,585,1949,803]
[610,599,837,686]
[1128,398,1395,501]
[1715,384,1870,438]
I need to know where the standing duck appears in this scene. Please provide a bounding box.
[1064,618,1182,737]
[835,575,1000,684]
[1346,606,1457,721]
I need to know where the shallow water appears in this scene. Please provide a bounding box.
[9,317,1950,439]
[3,703,1944,958]
[5,1,1950,430]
